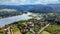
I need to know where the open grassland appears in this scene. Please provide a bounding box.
[44,24,60,34]
[41,31,50,34]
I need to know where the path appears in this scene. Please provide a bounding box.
[38,23,50,34]
[30,28,35,34]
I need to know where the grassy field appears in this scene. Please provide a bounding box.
[41,31,50,34]
[26,32,31,34]
[12,27,22,34]
[44,24,60,34]
[14,31,21,34]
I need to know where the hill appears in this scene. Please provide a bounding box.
[0,4,60,13]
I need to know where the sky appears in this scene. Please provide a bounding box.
[0,0,60,5]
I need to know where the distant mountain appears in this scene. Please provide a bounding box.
[0,5,35,11]
[28,4,60,13]
[47,4,60,13]
[0,4,60,13]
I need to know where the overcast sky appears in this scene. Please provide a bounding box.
[0,0,60,5]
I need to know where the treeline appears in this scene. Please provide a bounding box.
[0,10,28,18]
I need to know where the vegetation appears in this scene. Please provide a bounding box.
[44,24,60,34]
[12,27,20,33]
[0,10,28,18]
[12,28,21,34]
[41,31,50,34]
[26,31,31,34]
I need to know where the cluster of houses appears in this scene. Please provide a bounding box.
[18,15,41,34]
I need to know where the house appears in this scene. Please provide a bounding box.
[27,22,34,27]
[34,16,41,20]
[21,27,28,33]
[13,24,18,28]
[44,21,48,26]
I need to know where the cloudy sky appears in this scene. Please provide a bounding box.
[0,0,60,5]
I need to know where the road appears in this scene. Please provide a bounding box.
[38,23,50,34]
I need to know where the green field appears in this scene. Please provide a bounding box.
[44,24,60,34]
[41,31,50,34]
[26,32,31,34]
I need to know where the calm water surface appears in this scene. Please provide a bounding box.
[0,13,32,26]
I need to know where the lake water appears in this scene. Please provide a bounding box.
[0,12,32,26]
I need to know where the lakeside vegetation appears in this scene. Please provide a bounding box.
[0,9,28,19]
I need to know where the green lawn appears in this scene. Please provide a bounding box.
[26,31,31,34]
[12,28,19,33]
[44,24,60,34]
[41,31,50,34]
[12,27,21,34]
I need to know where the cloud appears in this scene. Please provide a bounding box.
[0,0,32,5]
[34,0,59,4]
[0,0,60,5]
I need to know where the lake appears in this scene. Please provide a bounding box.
[0,12,32,26]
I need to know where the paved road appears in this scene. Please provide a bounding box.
[30,28,35,34]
